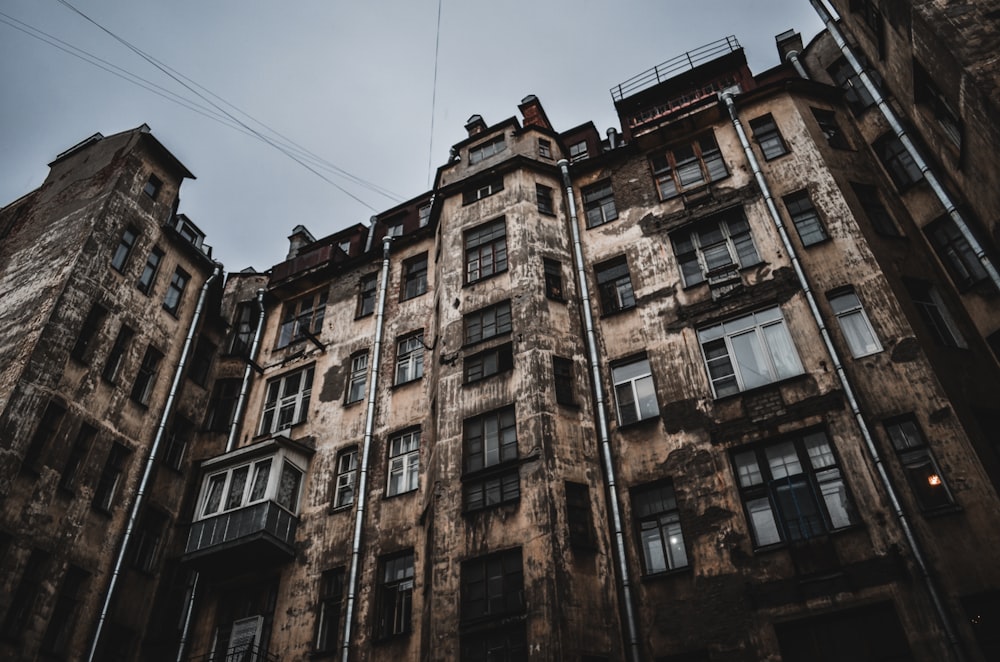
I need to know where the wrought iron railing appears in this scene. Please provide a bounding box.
[611,36,742,101]
[187,644,279,662]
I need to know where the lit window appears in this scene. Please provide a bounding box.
[199,457,277,517]
[163,268,189,315]
[463,176,504,204]
[595,257,635,315]
[259,366,314,434]
[633,482,688,573]
[469,135,506,164]
[387,429,420,496]
[463,407,519,512]
[538,138,552,159]
[536,184,554,215]
[465,218,508,284]
[784,191,829,246]
[111,226,138,272]
[829,289,882,357]
[460,548,526,661]
[733,430,857,547]
[315,568,344,654]
[102,325,134,384]
[345,352,368,404]
[143,175,162,199]
[357,274,377,317]
[612,357,659,425]
[130,345,163,406]
[569,140,589,162]
[334,447,358,508]
[278,290,328,347]
[874,132,923,189]
[395,332,425,385]
[850,182,900,236]
[926,217,988,290]
[749,114,788,160]
[136,247,164,294]
[671,207,760,287]
[581,180,618,228]
[650,134,728,200]
[905,279,966,348]
[401,254,428,300]
[376,551,414,639]
[811,107,849,149]
[71,303,108,362]
[464,343,513,384]
[885,417,954,511]
[698,307,804,398]
[93,442,130,513]
[464,300,512,345]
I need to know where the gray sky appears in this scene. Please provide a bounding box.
[1,1,824,272]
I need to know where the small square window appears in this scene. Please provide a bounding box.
[143,175,162,200]
[749,114,788,160]
[538,138,552,159]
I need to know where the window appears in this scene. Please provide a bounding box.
[828,57,875,114]
[376,552,414,639]
[111,226,138,272]
[905,279,966,348]
[698,307,804,398]
[465,218,508,284]
[926,217,988,290]
[463,177,504,204]
[670,208,760,287]
[386,223,403,238]
[143,174,162,199]
[395,332,425,385]
[811,108,849,149]
[612,357,659,425]
[469,135,506,164]
[1,550,49,639]
[829,289,882,357]
[228,302,255,356]
[187,338,215,387]
[914,61,962,148]
[850,182,900,236]
[315,568,345,654]
[849,0,885,56]
[259,366,314,434]
[464,343,513,383]
[278,290,328,347]
[565,482,595,549]
[463,407,520,512]
[732,430,857,547]
[40,565,88,657]
[93,442,130,513]
[338,240,352,255]
[59,423,95,491]
[130,509,168,572]
[163,267,189,315]
[749,114,788,159]
[552,356,575,406]
[387,429,420,496]
[536,184,554,215]
[569,140,589,162]
[418,204,432,227]
[633,482,688,573]
[102,325,133,384]
[582,180,618,228]
[136,247,164,294]
[650,134,728,200]
[874,132,922,189]
[199,457,278,517]
[543,258,564,300]
[162,416,192,471]
[205,378,240,433]
[401,254,428,300]
[174,217,205,251]
[595,257,635,315]
[72,303,107,362]
[130,345,163,406]
[277,461,303,511]
[23,401,66,470]
[538,138,552,159]
[885,417,954,511]
[784,191,829,246]
[357,273,377,317]
[460,549,526,662]
[464,300,512,345]
[775,602,915,662]
[345,352,368,404]
[333,447,358,509]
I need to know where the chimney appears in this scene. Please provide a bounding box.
[287,224,317,260]
[465,114,487,137]
[518,95,553,130]
[775,30,804,63]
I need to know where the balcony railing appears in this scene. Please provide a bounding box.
[184,501,297,563]
[611,36,742,102]
[188,644,279,662]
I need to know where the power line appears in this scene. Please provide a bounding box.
[426,0,444,189]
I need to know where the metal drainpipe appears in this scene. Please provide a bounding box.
[87,265,221,662]
[364,215,378,253]
[810,0,1000,292]
[340,235,392,662]
[175,286,266,662]
[722,90,967,662]
[785,50,809,79]
[558,159,642,662]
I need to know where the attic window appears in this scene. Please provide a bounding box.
[143,175,162,200]
[469,135,506,165]
[175,217,205,249]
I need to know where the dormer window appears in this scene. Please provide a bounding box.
[174,215,206,251]
[469,135,506,165]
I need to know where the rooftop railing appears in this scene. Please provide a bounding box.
[611,36,742,102]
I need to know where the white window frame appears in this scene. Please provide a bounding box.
[259,366,314,434]
[334,447,358,508]
[612,357,659,425]
[671,210,761,287]
[829,290,882,358]
[387,429,420,496]
[469,135,506,164]
[346,353,368,404]
[395,332,425,385]
[198,457,274,519]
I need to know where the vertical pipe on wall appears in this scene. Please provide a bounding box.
[227,288,267,453]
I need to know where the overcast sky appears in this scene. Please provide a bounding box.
[1,1,824,272]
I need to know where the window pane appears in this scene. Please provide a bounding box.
[731,331,770,389]
[762,322,803,379]
[249,459,272,501]
[747,497,781,546]
[225,466,249,510]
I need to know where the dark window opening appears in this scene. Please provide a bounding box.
[40,565,89,656]
[784,191,829,246]
[874,132,922,190]
[566,481,595,549]
[463,407,519,512]
[402,254,428,300]
[162,416,193,471]
[775,602,914,662]
[130,345,163,406]
[93,442,130,513]
[811,108,849,149]
[130,508,168,572]
[187,338,215,387]
[1,550,50,640]
[465,219,508,284]
[102,325,134,384]
[23,400,67,471]
[582,180,618,228]
[227,302,255,357]
[749,114,788,160]
[633,481,688,573]
[71,303,108,362]
[904,278,966,348]
[926,216,988,290]
[143,174,162,199]
[595,257,635,315]
[315,568,345,653]
[543,258,564,300]
[59,422,96,491]
[850,182,900,236]
[463,177,504,205]
[136,247,164,294]
[670,207,760,287]
[205,379,241,433]
[376,551,414,639]
[464,300,512,345]
[552,356,576,406]
[464,343,513,384]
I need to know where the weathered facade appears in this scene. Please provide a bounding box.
[2,7,1000,662]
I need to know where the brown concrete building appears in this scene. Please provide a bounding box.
[2,9,1000,662]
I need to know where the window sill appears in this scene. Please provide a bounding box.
[750,524,864,554]
[545,295,567,303]
[463,369,513,387]
[712,371,810,402]
[391,377,424,390]
[462,496,521,516]
[354,311,375,320]
[463,269,508,289]
[639,565,692,583]
[400,291,428,303]
[310,651,337,660]
[343,398,365,407]
[328,503,354,514]
[919,503,963,519]
[162,306,180,318]
[90,505,114,518]
[598,304,637,319]
[384,488,418,500]
[616,414,660,431]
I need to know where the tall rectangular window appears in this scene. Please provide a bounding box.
[163,267,190,315]
[465,218,508,284]
[187,338,215,387]
[162,416,193,471]
[93,442,130,513]
[401,254,428,300]
[23,401,67,470]
[387,429,420,496]
[59,422,96,491]
[650,134,728,200]
[536,184,554,215]
[418,204,432,228]
[633,482,688,574]
[315,568,345,653]
[829,289,882,357]
[357,273,377,317]
[469,135,506,164]
[914,61,963,148]
[552,356,575,406]
[595,257,635,315]
[259,366,314,434]
[40,565,89,657]
[130,345,163,406]
[565,482,595,550]
[111,226,138,272]
[850,182,900,236]
[464,343,513,384]
[395,332,425,385]
[278,290,328,347]
[71,303,108,362]
[582,180,618,228]
[670,207,760,287]
[227,302,255,356]
[130,508,168,572]
[345,352,368,404]
[543,258,564,300]
[828,57,875,114]
[460,548,526,661]
[749,114,788,159]
[205,379,240,433]
[1,550,50,639]
[698,307,804,398]
[733,430,856,547]
[905,279,966,348]
[376,551,414,639]
[885,417,954,511]
[464,300,512,345]
[333,447,358,508]
[811,108,849,149]
[463,407,519,512]
[102,325,134,383]
[612,357,659,425]
[784,191,828,246]
[926,217,988,290]
[136,247,164,294]
[874,132,923,189]
[538,138,552,159]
